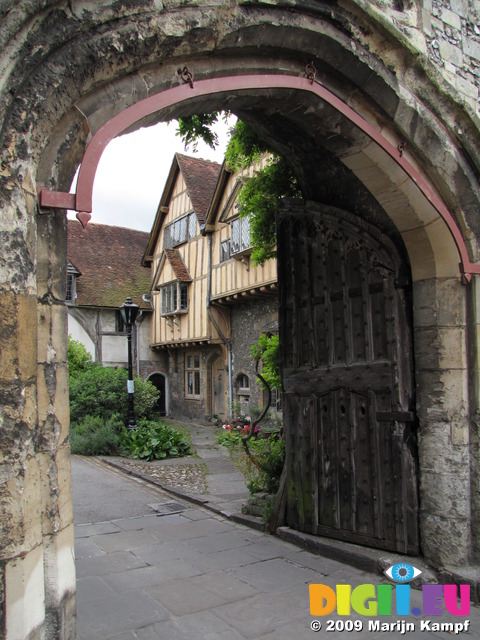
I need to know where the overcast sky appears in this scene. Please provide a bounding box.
[67,117,234,232]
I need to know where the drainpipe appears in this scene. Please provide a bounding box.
[135,312,142,377]
[206,232,233,414]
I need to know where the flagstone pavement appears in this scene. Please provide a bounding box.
[72,422,480,639]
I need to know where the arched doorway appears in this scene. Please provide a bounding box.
[30,70,480,568]
[3,3,480,635]
[148,372,168,416]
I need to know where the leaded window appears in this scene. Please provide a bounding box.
[185,352,201,398]
[220,240,230,263]
[164,213,197,249]
[230,217,251,255]
[160,282,189,315]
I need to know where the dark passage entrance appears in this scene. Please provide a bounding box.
[278,204,419,554]
[149,373,167,415]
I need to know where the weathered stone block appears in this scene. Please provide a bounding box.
[37,302,68,366]
[0,292,19,382]
[413,278,466,328]
[44,525,76,613]
[39,445,74,536]
[5,545,45,640]
[0,292,37,383]
[440,8,462,31]
[464,37,480,62]
[36,363,53,431]
[450,0,469,19]
[0,474,23,560]
[419,513,470,566]
[439,39,464,66]
[419,420,470,470]
[22,382,37,431]
[36,213,67,302]
[17,294,38,381]
[416,368,468,419]
[438,326,467,369]
[54,365,70,448]
[55,446,74,532]
[419,469,470,520]
[22,456,44,552]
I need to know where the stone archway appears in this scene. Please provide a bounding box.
[2,2,480,637]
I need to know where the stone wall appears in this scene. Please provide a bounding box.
[413,277,471,565]
[164,347,222,421]
[359,0,480,113]
[0,206,76,638]
[230,299,278,418]
[1,1,480,637]
[428,0,480,110]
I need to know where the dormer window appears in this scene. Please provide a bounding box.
[164,212,197,249]
[66,261,80,304]
[161,281,189,315]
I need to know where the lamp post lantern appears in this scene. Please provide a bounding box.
[120,296,140,430]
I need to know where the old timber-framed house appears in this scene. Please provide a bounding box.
[66,221,164,385]
[142,153,278,421]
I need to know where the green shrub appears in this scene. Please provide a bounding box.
[70,415,125,456]
[68,336,92,376]
[121,421,191,461]
[217,429,285,495]
[69,365,159,425]
[251,436,285,494]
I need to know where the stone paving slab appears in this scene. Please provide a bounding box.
[75,549,148,579]
[73,430,480,640]
[211,586,308,639]
[227,557,318,592]
[91,528,162,553]
[76,582,171,640]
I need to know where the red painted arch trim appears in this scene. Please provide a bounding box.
[39,73,480,279]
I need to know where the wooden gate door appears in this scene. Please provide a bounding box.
[278,205,419,554]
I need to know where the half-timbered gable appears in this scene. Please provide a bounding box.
[205,161,279,417]
[144,153,280,420]
[205,159,277,304]
[144,153,222,349]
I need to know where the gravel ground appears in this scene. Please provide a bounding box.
[113,457,208,495]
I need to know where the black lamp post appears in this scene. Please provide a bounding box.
[120,296,140,430]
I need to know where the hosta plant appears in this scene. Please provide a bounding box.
[121,421,191,461]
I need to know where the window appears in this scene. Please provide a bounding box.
[164,213,197,249]
[160,282,188,315]
[230,217,251,255]
[185,353,201,398]
[220,240,230,263]
[66,273,76,303]
[264,387,282,412]
[115,310,125,333]
[66,261,79,303]
[237,374,250,392]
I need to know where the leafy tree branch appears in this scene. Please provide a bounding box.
[176,114,302,264]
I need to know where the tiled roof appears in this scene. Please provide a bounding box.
[176,153,221,223]
[164,249,192,282]
[67,221,151,309]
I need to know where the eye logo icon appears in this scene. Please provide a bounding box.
[384,563,422,583]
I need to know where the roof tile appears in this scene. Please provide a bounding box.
[176,153,221,223]
[67,221,151,309]
[164,249,192,282]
